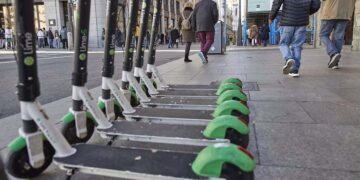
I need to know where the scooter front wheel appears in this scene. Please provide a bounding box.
[226,128,250,148]
[221,163,254,180]
[61,118,95,144]
[100,103,124,119]
[6,141,55,178]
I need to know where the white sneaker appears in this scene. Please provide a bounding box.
[289,72,300,77]
[198,52,208,64]
[283,59,295,74]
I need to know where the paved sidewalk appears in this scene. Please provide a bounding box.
[1,48,360,179]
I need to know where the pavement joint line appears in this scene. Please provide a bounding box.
[297,101,319,124]
[0,55,73,64]
[248,99,349,103]
[253,121,360,127]
[0,49,202,55]
[257,164,360,173]
[252,123,262,165]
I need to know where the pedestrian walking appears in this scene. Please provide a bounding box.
[101,28,105,47]
[320,0,356,69]
[260,23,270,47]
[134,24,140,47]
[5,27,13,50]
[145,30,151,49]
[181,2,196,62]
[192,0,219,63]
[43,27,48,47]
[249,25,258,47]
[246,28,251,45]
[37,29,45,48]
[48,27,54,48]
[60,26,68,49]
[0,28,5,49]
[269,0,320,77]
[170,28,180,48]
[54,30,61,48]
[115,29,124,50]
[167,27,173,48]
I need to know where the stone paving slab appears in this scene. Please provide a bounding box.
[299,101,360,125]
[255,123,360,172]
[249,101,314,124]
[329,88,360,102]
[250,87,346,102]
[255,165,360,180]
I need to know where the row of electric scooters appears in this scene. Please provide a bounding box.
[5,0,256,179]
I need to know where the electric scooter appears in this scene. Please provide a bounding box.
[63,0,249,148]
[5,1,256,179]
[126,0,249,110]
[92,0,250,127]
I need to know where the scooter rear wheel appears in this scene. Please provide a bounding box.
[225,128,250,148]
[6,141,55,178]
[61,118,95,144]
[221,163,254,180]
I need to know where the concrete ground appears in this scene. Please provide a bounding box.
[1,47,360,180]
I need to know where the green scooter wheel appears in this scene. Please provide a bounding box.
[98,101,124,119]
[61,115,95,144]
[6,141,55,178]
[129,86,140,107]
[221,163,254,180]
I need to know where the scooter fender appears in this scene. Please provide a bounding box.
[216,83,242,96]
[221,77,243,87]
[62,111,96,125]
[213,100,250,118]
[192,143,256,177]
[203,115,249,139]
[216,90,248,105]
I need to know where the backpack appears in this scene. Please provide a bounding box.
[181,11,193,30]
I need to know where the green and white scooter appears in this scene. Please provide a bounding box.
[126,0,248,110]
[5,0,256,179]
[64,0,249,148]
[92,0,250,127]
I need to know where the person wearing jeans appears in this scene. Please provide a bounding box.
[320,0,356,69]
[192,0,218,64]
[269,0,320,77]
[279,26,307,74]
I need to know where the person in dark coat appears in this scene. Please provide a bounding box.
[192,0,218,63]
[260,23,270,47]
[269,0,320,77]
[43,27,48,47]
[181,2,196,62]
[48,27,54,48]
[115,29,124,50]
[170,28,180,48]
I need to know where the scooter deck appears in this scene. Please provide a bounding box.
[124,107,213,125]
[143,97,217,110]
[97,121,228,146]
[54,144,201,179]
[155,89,217,98]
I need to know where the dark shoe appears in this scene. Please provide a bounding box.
[283,59,295,74]
[184,58,192,63]
[332,62,339,69]
[289,69,300,78]
[328,53,341,68]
